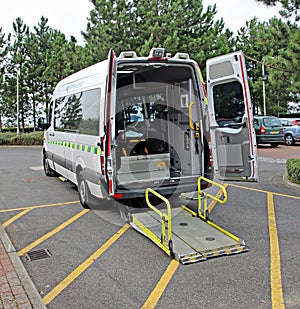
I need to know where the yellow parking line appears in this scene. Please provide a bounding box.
[18,209,89,256]
[228,183,300,200]
[208,184,228,213]
[267,193,285,309]
[43,224,130,305]
[2,208,32,228]
[141,259,179,309]
[0,200,79,213]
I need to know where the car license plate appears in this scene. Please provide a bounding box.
[271,130,279,134]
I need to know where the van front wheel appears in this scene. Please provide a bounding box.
[78,172,90,209]
[43,155,57,177]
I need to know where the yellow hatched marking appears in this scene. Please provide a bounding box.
[268,193,285,309]
[0,200,79,213]
[18,209,89,256]
[43,224,130,305]
[2,208,32,228]
[141,259,179,309]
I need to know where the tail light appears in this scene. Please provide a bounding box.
[260,126,266,134]
[282,128,285,133]
[209,148,213,167]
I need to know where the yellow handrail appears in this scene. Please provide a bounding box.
[145,188,172,248]
[188,101,195,130]
[197,176,227,220]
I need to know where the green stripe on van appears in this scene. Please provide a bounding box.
[48,140,101,155]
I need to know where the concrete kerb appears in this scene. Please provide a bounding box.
[283,173,300,190]
[0,224,47,309]
[258,157,300,189]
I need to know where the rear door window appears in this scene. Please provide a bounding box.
[213,81,245,127]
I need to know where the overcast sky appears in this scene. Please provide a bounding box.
[1,0,281,45]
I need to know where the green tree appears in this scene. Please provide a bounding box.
[0,28,10,131]
[235,17,299,115]
[6,18,30,133]
[83,0,136,62]
[24,17,53,130]
[83,0,233,68]
[255,0,299,21]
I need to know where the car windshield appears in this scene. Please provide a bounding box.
[263,118,281,127]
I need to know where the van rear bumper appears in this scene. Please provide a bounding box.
[114,175,213,199]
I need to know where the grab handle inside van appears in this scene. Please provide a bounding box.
[188,101,195,130]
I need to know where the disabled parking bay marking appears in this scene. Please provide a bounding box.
[17,209,90,256]
[42,224,130,305]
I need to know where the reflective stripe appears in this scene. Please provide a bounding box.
[49,141,101,155]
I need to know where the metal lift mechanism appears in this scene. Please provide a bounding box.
[130,176,248,264]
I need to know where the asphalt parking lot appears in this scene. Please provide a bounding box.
[0,145,299,309]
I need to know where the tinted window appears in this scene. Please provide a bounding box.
[213,81,245,127]
[48,101,53,125]
[54,88,101,135]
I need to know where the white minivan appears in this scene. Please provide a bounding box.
[42,48,257,208]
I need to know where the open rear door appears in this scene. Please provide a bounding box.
[104,49,117,195]
[206,51,258,181]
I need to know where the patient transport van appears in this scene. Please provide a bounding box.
[42,48,257,208]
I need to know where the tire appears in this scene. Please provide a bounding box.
[270,143,279,148]
[78,171,90,209]
[284,134,295,146]
[43,155,57,177]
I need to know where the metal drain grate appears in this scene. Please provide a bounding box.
[25,249,52,261]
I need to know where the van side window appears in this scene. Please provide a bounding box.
[213,81,245,127]
[48,102,53,125]
[62,93,83,130]
[78,88,101,135]
[54,96,66,131]
[54,88,101,135]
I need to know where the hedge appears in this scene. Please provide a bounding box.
[0,131,43,146]
[286,158,300,185]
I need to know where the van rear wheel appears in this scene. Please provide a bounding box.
[78,172,90,209]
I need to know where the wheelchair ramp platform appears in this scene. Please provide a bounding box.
[130,177,248,264]
[131,206,247,264]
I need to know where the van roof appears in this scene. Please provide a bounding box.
[53,60,109,98]
[53,51,197,98]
